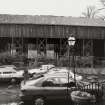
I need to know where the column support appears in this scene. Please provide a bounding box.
[83,39,85,56]
[91,39,94,68]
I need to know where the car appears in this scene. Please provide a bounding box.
[0,65,24,82]
[20,72,103,105]
[20,74,77,105]
[28,64,55,77]
[46,67,83,81]
[41,64,55,71]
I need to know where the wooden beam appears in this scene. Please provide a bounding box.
[91,39,94,68]
[36,38,38,58]
[104,39,105,57]
[83,39,85,56]
[91,39,93,56]
[59,38,62,58]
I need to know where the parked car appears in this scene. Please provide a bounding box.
[45,67,83,81]
[20,74,76,105]
[20,72,103,105]
[0,65,24,82]
[28,64,55,77]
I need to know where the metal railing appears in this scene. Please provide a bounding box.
[76,82,104,101]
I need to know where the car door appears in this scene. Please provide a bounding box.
[41,77,67,101]
[59,77,77,100]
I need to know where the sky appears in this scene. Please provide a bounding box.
[0,0,103,17]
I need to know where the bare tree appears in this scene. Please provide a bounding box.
[101,0,105,6]
[82,5,105,19]
[82,6,99,18]
[99,0,105,20]
[97,15,105,20]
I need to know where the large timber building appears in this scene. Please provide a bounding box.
[0,14,105,67]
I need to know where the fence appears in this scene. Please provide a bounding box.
[0,52,105,68]
[76,82,104,101]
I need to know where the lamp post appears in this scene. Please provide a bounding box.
[68,36,76,84]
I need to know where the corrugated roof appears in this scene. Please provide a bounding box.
[0,14,105,27]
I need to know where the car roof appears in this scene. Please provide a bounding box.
[29,74,74,83]
[27,72,75,86]
[41,64,55,66]
[0,67,16,72]
[45,73,69,78]
[0,65,16,68]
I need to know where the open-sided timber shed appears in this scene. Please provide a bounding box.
[0,14,105,67]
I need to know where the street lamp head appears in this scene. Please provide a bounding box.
[68,36,76,46]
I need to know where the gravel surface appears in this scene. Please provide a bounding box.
[0,84,20,105]
[0,75,105,105]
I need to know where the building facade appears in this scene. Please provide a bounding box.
[0,14,105,67]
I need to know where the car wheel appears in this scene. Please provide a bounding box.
[34,97,45,105]
[11,78,17,83]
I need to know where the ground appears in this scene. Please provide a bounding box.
[0,83,20,105]
[0,68,105,105]
[0,83,104,105]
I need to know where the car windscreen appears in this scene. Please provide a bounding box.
[26,77,44,87]
[29,74,44,80]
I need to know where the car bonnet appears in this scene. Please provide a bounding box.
[21,76,44,87]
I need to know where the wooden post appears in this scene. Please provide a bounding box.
[91,39,94,68]
[11,35,14,55]
[104,39,105,57]
[60,38,62,58]
[45,38,47,57]
[59,38,62,66]
[83,39,85,56]
[44,38,47,57]
[36,38,38,58]
[21,35,24,56]
[68,44,69,66]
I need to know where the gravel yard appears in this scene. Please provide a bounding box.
[0,83,20,105]
[0,74,105,105]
